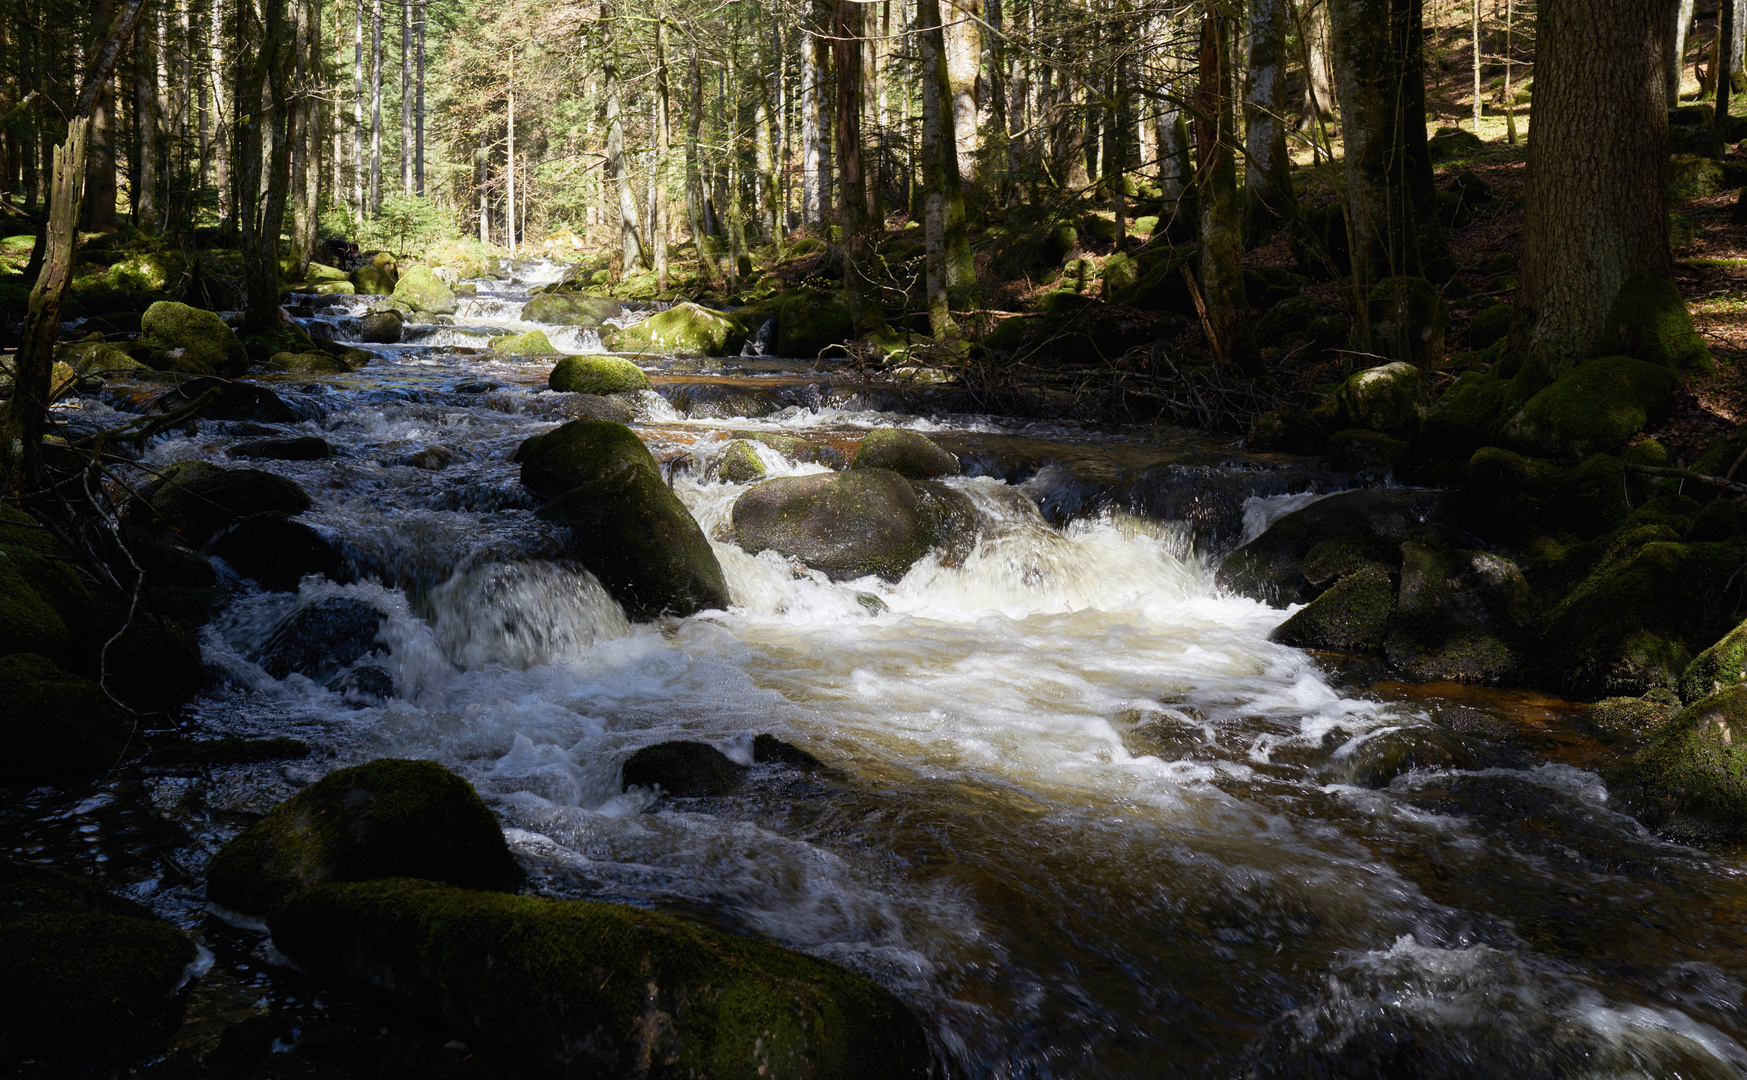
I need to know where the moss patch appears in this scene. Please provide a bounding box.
[140,301,247,376]
[608,302,748,357]
[1620,685,1747,841]
[1270,563,1394,651]
[1598,273,1712,373]
[1502,357,1677,459]
[389,264,457,315]
[490,329,558,356]
[849,429,960,479]
[547,356,650,395]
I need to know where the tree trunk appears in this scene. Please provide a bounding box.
[506,79,516,254]
[368,0,381,213]
[605,54,646,270]
[415,0,425,194]
[353,0,364,220]
[800,0,828,226]
[1196,5,1251,372]
[1669,0,1696,108]
[944,0,983,190]
[241,0,294,337]
[1301,0,1337,125]
[684,46,717,286]
[400,0,410,192]
[1509,0,1708,393]
[1243,0,1296,245]
[291,0,320,276]
[920,0,976,296]
[1719,0,1736,126]
[653,20,670,289]
[133,8,158,228]
[80,0,118,232]
[1471,0,1483,129]
[834,0,884,334]
[1329,0,1449,332]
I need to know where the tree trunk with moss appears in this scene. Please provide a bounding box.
[1196,6,1251,372]
[1668,0,1695,107]
[835,0,885,336]
[1328,0,1448,342]
[1508,0,1708,395]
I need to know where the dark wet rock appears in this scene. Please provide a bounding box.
[776,290,854,358]
[732,469,965,583]
[253,597,386,681]
[141,300,247,375]
[1328,429,1411,472]
[1382,543,1535,684]
[211,513,341,592]
[1343,725,1477,788]
[149,736,311,768]
[716,439,767,483]
[1619,685,1747,842]
[1421,370,1510,458]
[269,349,357,375]
[229,435,332,461]
[268,879,932,1080]
[389,445,455,470]
[1217,488,1447,605]
[547,355,650,395]
[1245,408,1328,454]
[1435,705,1516,741]
[753,733,826,770]
[328,664,395,704]
[621,740,746,796]
[522,421,731,619]
[1460,446,1636,543]
[849,428,960,479]
[0,861,199,1070]
[149,376,299,423]
[357,309,403,343]
[551,392,637,424]
[1301,536,1403,591]
[207,758,519,915]
[520,292,622,326]
[134,461,313,544]
[0,654,128,787]
[97,610,207,712]
[1271,564,1394,651]
[1584,695,1678,743]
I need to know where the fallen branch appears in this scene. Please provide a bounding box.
[1624,463,1747,498]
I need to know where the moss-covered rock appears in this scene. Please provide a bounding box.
[358,309,403,343]
[517,418,659,499]
[776,291,855,358]
[56,337,150,376]
[1331,361,1422,439]
[1270,563,1394,651]
[1595,272,1713,373]
[1669,153,1730,200]
[269,350,355,374]
[1679,616,1747,704]
[732,469,969,583]
[717,439,767,483]
[1217,488,1445,605]
[1467,302,1513,350]
[134,461,313,544]
[520,292,623,326]
[1257,295,1325,347]
[388,264,457,316]
[608,302,748,357]
[1502,356,1677,459]
[207,759,519,915]
[1329,429,1411,472]
[349,253,398,295]
[0,654,129,787]
[849,428,959,479]
[490,329,558,355]
[268,879,931,1080]
[210,513,341,592]
[1383,544,1534,683]
[0,861,198,1070]
[1619,685,1747,841]
[1111,252,1198,315]
[1421,370,1508,457]
[547,355,650,395]
[1585,695,1678,742]
[1367,277,1448,367]
[140,301,247,376]
[621,740,747,797]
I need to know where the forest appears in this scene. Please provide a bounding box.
[9,0,1747,1077]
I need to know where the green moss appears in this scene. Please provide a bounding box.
[206,758,520,915]
[56,338,149,376]
[849,429,960,479]
[1668,153,1729,200]
[717,439,767,483]
[1502,356,1678,459]
[1680,617,1747,704]
[490,329,558,355]
[1382,544,1534,683]
[1621,685,1747,841]
[108,251,187,292]
[140,300,247,376]
[269,879,930,1080]
[1422,370,1508,456]
[520,292,622,326]
[1625,493,1702,535]
[1691,497,1747,541]
[1584,695,1678,741]
[1100,252,1140,297]
[1270,563,1394,651]
[515,419,660,498]
[388,264,457,315]
[349,263,396,294]
[1598,273,1712,372]
[1467,302,1513,350]
[1333,361,1422,437]
[269,350,354,374]
[1111,253,1197,315]
[776,291,854,358]
[607,302,748,357]
[547,356,650,395]
[1257,295,1324,347]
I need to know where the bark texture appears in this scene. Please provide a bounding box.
[1243,0,1295,245]
[834,0,884,334]
[1196,8,1250,371]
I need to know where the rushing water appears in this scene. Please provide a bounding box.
[16,261,1747,1078]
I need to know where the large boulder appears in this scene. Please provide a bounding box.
[1680,616,1747,704]
[1382,543,1535,683]
[1619,685,1747,841]
[268,879,932,1080]
[148,377,300,423]
[0,654,128,787]
[490,329,558,355]
[0,861,198,1070]
[849,428,960,479]
[210,513,341,592]
[548,355,650,395]
[521,292,623,326]
[776,291,855,358]
[140,300,247,376]
[1329,362,1421,438]
[731,469,969,582]
[607,302,748,357]
[1502,357,1678,459]
[206,758,520,915]
[1270,563,1394,651]
[389,263,457,315]
[1217,488,1446,605]
[357,309,403,343]
[133,461,313,544]
[251,596,385,681]
[269,349,355,374]
[517,418,662,499]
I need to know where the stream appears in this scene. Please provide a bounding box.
[12,259,1747,1078]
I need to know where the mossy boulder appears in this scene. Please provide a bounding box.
[520,292,623,326]
[1257,295,1325,346]
[108,250,187,292]
[0,861,199,1070]
[269,350,355,374]
[849,428,959,479]
[1427,126,1485,160]
[1585,695,1678,742]
[1331,361,1421,438]
[732,469,973,583]
[717,439,767,483]
[387,264,456,315]
[1680,616,1747,704]
[1217,488,1446,605]
[548,355,650,395]
[1383,544,1535,684]
[358,309,403,343]
[1328,429,1411,472]
[621,740,747,797]
[608,302,748,357]
[56,337,149,376]
[1111,252,1198,315]
[268,878,932,1080]
[1619,685,1747,841]
[1100,252,1141,298]
[1421,371,1509,457]
[207,758,520,916]
[1502,356,1677,459]
[1669,153,1730,200]
[490,329,558,356]
[776,291,855,358]
[0,654,129,787]
[521,420,732,618]
[134,461,313,544]
[1467,302,1513,350]
[349,254,398,295]
[1596,273,1713,372]
[1460,446,1634,542]
[140,300,247,376]
[1270,563,1394,651]
[150,375,300,423]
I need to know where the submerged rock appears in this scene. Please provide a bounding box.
[252,596,385,680]
[0,861,199,1070]
[716,439,767,483]
[228,435,332,461]
[731,469,966,582]
[357,309,403,343]
[134,461,313,544]
[210,513,341,592]
[547,355,650,395]
[148,377,300,423]
[849,428,960,479]
[1343,725,1477,789]
[621,740,746,797]
[207,758,519,915]
[753,733,827,770]
[141,300,247,375]
[267,879,933,1080]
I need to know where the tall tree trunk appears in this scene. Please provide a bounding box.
[400,0,410,192]
[368,0,381,213]
[1471,0,1483,129]
[476,131,487,243]
[291,0,320,275]
[415,0,425,194]
[799,0,828,226]
[1719,0,1736,126]
[353,0,364,220]
[506,78,516,254]
[1669,0,1696,108]
[921,0,976,294]
[834,0,884,334]
[653,19,670,288]
[684,45,716,285]
[80,0,118,232]
[241,0,294,336]
[1509,0,1708,393]
[1243,0,1295,245]
[944,0,983,190]
[1301,0,1336,125]
[134,6,158,228]
[1329,0,1449,337]
[1196,4,1250,372]
[605,54,646,269]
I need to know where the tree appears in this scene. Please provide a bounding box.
[1242,0,1295,245]
[1196,3,1250,371]
[834,0,884,334]
[1508,0,1710,393]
